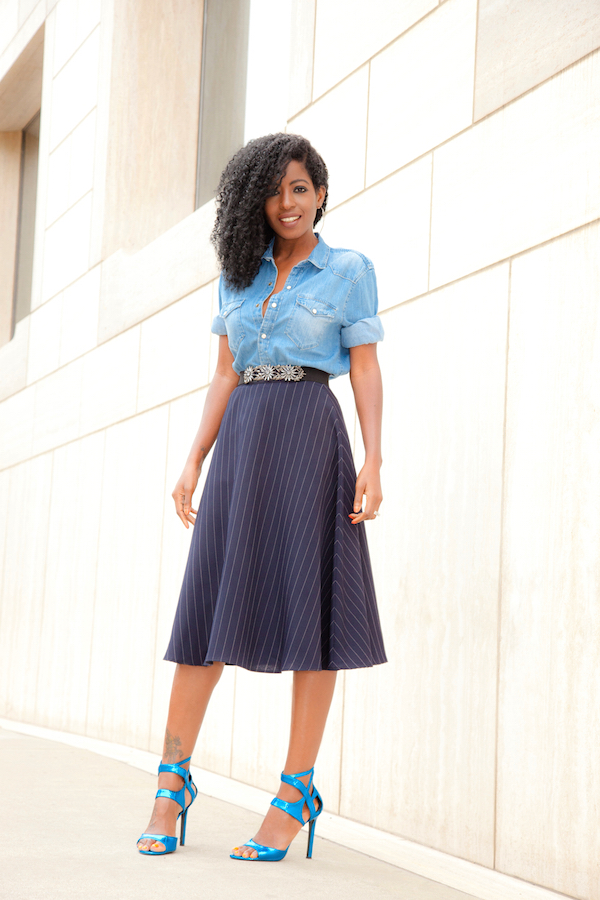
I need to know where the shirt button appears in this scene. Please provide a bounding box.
[255,303,259,307]
[272,302,277,307]
[261,333,267,339]
[286,285,291,290]
[313,308,317,314]
[268,282,272,286]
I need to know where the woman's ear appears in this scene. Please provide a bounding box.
[316,185,326,208]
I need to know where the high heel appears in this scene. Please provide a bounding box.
[137,755,197,855]
[230,766,323,861]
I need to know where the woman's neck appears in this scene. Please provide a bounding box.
[273,232,318,266]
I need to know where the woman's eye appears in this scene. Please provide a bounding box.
[294,186,307,192]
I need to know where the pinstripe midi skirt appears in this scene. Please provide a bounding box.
[164,380,387,672]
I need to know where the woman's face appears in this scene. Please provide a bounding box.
[264,159,326,243]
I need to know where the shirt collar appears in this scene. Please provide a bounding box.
[261,232,330,269]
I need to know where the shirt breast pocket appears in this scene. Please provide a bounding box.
[221,298,245,352]
[285,295,336,350]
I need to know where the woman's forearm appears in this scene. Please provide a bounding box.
[183,335,239,470]
[349,345,383,465]
[185,369,239,470]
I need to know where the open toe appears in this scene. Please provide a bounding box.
[138,838,166,853]
[231,844,259,859]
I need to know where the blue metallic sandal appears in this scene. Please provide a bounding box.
[230,766,323,861]
[137,755,197,855]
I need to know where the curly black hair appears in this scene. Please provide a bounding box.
[210,133,329,291]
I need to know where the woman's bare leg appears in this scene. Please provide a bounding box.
[232,669,337,858]
[138,662,224,851]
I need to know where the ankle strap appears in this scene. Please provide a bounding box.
[281,766,314,792]
[271,767,320,825]
[283,766,313,778]
[158,756,192,780]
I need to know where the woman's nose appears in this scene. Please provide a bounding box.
[279,188,293,208]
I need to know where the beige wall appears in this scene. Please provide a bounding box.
[0,22,43,130]
[0,1,599,898]
[102,0,203,257]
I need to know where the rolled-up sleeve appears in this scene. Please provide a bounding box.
[340,264,384,348]
[211,315,227,335]
[211,275,228,335]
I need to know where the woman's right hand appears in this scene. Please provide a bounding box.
[172,462,202,528]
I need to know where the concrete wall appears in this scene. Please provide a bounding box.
[102,0,203,256]
[1,1,599,898]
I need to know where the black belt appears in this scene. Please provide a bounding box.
[237,364,330,386]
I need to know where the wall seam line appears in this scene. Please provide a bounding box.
[147,401,171,752]
[194,0,209,211]
[134,324,142,414]
[56,282,65,370]
[337,670,346,816]
[228,669,237,779]
[50,21,101,81]
[471,0,480,123]
[310,0,317,103]
[83,427,107,738]
[427,151,434,292]
[44,185,94,234]
[363,60,370,189]
[32,448,55,724]
[46,105,97,167]
[0,465,11,678]
[493,257,512,869]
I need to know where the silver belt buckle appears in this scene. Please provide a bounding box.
[244,364,305,383]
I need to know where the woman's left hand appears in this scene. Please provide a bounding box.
[349,461,382,524]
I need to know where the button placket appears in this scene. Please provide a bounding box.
[258,269,296,363]
[258,313,270,362]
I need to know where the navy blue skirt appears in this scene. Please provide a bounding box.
[164,380,387,672]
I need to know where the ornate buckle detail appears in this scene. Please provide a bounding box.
[256,364,275,381]
[280,364,303,381]
[243,364,305,383]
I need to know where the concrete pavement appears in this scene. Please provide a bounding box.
[0,727,481,900]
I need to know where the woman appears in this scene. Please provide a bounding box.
[137,133,387,862]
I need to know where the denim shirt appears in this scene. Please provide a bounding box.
[210,233,384,378]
